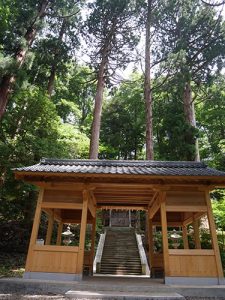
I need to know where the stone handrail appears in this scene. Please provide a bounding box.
[93,231,106,273]
[136,233,150,276]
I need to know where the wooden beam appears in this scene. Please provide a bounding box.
[88,192,96,218]
[149,197,161,219]
[61,219,93,224]
[54,209,62,222]
[90,183,158,189]
[42,208,62,223]
[41,202,83,210]
[89,191,97,205]
[166,205,207,212]
[169,249,215,256]
[98,205,147,210]
[56,222,63,246]
[182,225,189,249]
[152,221,183,227]
[25,182,86,190]
[205,191,224,278]
[25,189,44,271]
[33,245,79,252]
[160,192,169,276]
[148,192,159,209]
[77,190,88,274]
[193,217,201,249]
[45,213,54,245]
[183,212,207,226]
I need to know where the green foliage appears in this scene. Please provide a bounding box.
[196,75,225,169]
[153,78,198,160]
[100,75,145,159]
[84,0,140,81]
[212,191,225,231]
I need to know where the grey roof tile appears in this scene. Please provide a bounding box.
[13,158,225,177]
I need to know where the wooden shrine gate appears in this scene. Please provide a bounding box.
[14,159,225,284]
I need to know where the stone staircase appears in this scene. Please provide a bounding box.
[99,227,142,275]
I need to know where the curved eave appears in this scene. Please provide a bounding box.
[14,170,225,187]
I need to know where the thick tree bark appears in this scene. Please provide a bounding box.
[183,82,200,161]
[144,0,154,160]
[0,0,49,120]
[89,56,107,159]
[47,66,57,96]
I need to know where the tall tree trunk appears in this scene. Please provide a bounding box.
[47,19,67,97]
[144,0,154,160]
[0,0,49,120]
[183,82,200,161]
[89,56,107,159]
[47,66,57,96]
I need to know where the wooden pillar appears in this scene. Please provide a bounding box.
[45,212,54,245]
[193,217,201,249]
[56,222,63,246]
[160,192,169,277]
[90,217,96,272]
[77,189,88,274]
[182,224,189,249]
[25,189,44,271]
[205,190,224,279]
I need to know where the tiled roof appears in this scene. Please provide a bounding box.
[14,158,225,177]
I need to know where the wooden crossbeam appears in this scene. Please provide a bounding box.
[41,202,83,209]
[167,205,207,212]
[148,191,159,209]
[97,205,147,210]
[88,191,96,218]
[183,212,207,226]
[149,192,164,219]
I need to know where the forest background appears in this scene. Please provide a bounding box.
[0,0,225,276]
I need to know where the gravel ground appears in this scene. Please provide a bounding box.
[1,295,225,300]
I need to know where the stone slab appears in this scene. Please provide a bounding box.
[0,277,225,298]
[165,276,223,286]
[23,272,82,282]
[65,290,184,300]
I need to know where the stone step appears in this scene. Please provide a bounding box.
[101,264,141,268]
[100,265,142,270]
[100,270,142,274]
[99,227,142,276]
[99,271,142,275]
[65,290,184,299]
[102,256,140,259]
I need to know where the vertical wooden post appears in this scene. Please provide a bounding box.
[205,191,224,279]
[56,222,63,246]
[90,217,96,273]
[193,217,201,249]
[160,192,169,277]
[25,189,44,271]
[182,224,189,249]
[77,189,88,274]
[45,212,54,245]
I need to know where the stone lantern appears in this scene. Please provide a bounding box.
[61,225,74,246]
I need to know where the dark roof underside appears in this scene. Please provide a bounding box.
[14,158,225,177]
